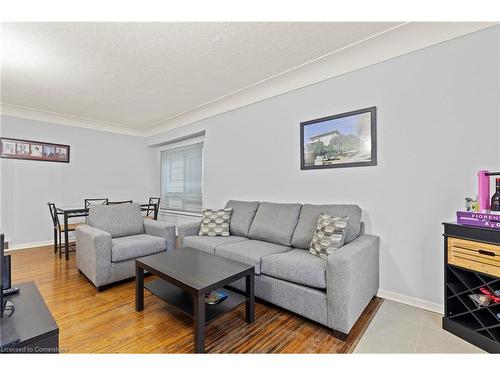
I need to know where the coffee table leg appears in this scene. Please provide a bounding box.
[194,292,205,353]
[135,264,144,312]
[246,273,255,324]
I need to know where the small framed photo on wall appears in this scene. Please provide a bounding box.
[300,107,377,170]
[0,138,70,163]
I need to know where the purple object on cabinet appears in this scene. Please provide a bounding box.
[457,211,500,222]
[478,170,491,211]
[457,216,500,229]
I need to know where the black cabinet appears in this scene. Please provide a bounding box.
[443,223,500,353]
[0,282,59,353]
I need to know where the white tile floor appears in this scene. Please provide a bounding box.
[353,300,486,353]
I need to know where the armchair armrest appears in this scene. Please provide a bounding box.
[76,224,112,287]
[143,219,176,251]
[326,234,380,335]
[176,221,201,248]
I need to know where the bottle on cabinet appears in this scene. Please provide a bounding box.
[491,178,500,212]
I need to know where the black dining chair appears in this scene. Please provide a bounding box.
[47,202,82,258]
[144,197,160,220]
[107,200,133,205]
[84,198,109,209]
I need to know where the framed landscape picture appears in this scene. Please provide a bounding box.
[300,107,377,170]
[0,137,70,163]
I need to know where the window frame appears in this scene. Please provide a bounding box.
[158,136,204,216]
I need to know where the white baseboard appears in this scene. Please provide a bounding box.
[377,288,444,314]
[6,240,54,251]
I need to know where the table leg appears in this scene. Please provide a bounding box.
[59,231,62,259]
[135,264,144,312]
[194,292,205,353]
[246,273,255,324]
[53,228,58,254]
[64,213,69,261]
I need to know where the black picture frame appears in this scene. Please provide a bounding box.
[0,137,70,163]
[300,106,377,170]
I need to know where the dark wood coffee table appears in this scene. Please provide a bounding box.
[135,247,255,353]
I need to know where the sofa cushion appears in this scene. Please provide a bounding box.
[182,235,249,254]
[111,234,166,262]
[309,215,349,260]
[224,200,260,237]
[261,249,327,289]
[247,202,302,246]
[291,204,361,249]
[198,208,232,236]
[89,203,144,238]
[215,240,291,274]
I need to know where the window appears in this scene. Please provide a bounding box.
[160,142,203,213]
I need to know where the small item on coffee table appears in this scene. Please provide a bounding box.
[205,290,229,305]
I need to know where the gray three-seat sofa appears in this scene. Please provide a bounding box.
[178,200,380,338]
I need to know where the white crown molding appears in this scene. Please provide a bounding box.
[1,103,145,137]
[144,21,498,137]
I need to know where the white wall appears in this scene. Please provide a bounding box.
[147,26,500,308]
[0,116,158,247]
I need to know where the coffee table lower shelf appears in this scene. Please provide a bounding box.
[145,279,246,324]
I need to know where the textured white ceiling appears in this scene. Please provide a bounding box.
[1,22,402,130]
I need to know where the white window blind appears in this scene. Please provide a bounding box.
[160,142,203,213]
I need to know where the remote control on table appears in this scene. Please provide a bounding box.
[3,287,20,296]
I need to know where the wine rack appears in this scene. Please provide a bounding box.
[446,265,500,341]
[443,223,500,353]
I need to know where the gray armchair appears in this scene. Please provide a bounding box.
[76,203,175,291]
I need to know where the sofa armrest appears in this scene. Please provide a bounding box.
[144,219,176,251]
[326,234,380,335]
[76,224,113,287]
[176,221,201,248]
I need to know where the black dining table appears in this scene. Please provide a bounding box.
[56,203,158,260]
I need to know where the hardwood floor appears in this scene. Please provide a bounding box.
[8,245,382,353]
